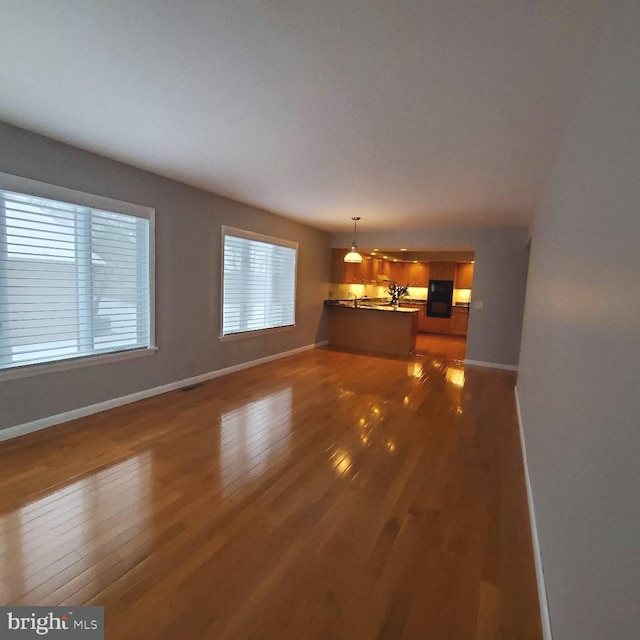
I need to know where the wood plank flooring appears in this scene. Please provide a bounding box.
[0,340,541,639]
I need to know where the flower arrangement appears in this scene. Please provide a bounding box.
[387,281,410,306]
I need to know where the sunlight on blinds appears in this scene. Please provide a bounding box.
[0,188,151,371]
[222,230,296,336]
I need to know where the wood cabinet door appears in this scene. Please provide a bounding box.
[360,256,374,283]
[331,249,370,284]
[331,249,346,283]
[429,262,456,280]
[450,309,469,335]
[455,263,474,289]
[408,262,429,286]
[423,317,451,334]
[389,262,408,283]
[372,257,390,283]
[344,261,362,283]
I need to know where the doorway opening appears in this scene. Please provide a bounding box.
[329,247,475,361]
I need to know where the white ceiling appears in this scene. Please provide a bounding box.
[0,1,607,232]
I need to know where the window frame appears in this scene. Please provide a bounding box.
[0,171,156,381]
[220,225,298,341]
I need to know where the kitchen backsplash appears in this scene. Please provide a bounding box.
[327,283,387,300]
[453,288,471,304]
[327,283,472,302]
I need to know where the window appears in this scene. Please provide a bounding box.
[0,172,155,376]
[221,226,297,338]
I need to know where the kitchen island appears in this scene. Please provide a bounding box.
[326,304,419,356]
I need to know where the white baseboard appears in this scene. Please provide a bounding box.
[464,358,518,371]
[0,341,328,443]
[514,386,553,640]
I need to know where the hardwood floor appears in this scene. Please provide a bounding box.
[415,332,467,361]
[0,345,541,639]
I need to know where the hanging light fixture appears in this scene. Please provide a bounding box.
[344,217,363,263]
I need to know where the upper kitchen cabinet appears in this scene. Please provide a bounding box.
[429,262,456,280]
[343,260,361,283]
[331,249,346,283]
[375,258,390,282]
[407,262,429,286]
[332,249,361,283]
[331,250,377,284]
[455,262,474,289]
[361,256,375,283]
[389,261,408,283]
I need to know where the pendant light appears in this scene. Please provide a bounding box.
[344,217,363,263]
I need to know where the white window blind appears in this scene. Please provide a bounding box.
[0,176,154,373]
[222,227,297,337]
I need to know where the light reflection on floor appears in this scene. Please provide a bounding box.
[445,364,465,388]
[0,452,152,604]
[219,387,293,496]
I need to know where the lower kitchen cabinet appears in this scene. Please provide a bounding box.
[401,303,467,336]
[450,307,469,336]
[422,317,451,334]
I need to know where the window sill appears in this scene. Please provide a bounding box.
[0,346,158,382]
[219,324,296,342]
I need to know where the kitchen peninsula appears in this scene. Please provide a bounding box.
[326,303,419,356]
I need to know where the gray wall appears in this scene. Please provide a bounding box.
[517,1,640,638]
[0,123,331,431]
[331,226,530,367]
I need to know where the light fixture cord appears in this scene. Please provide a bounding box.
[351,216,360,248]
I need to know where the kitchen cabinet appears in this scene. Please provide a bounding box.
[362,256,376,283]
[455,263,474,289]
[331,249,347,283]
[450,307,469,336]
[343,260,361,283]
[332,250,394,284]
[389,261,408,283]
[407,262,429,286]
[429,262,456,280]
[376,258,391,282]
[423,317,451,334]
[331,249,373,284]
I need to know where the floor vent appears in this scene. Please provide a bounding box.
[180,383,204,393]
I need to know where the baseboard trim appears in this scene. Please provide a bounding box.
[463,358,518,371]
[514,385,553,640]
[0,341,328,443]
